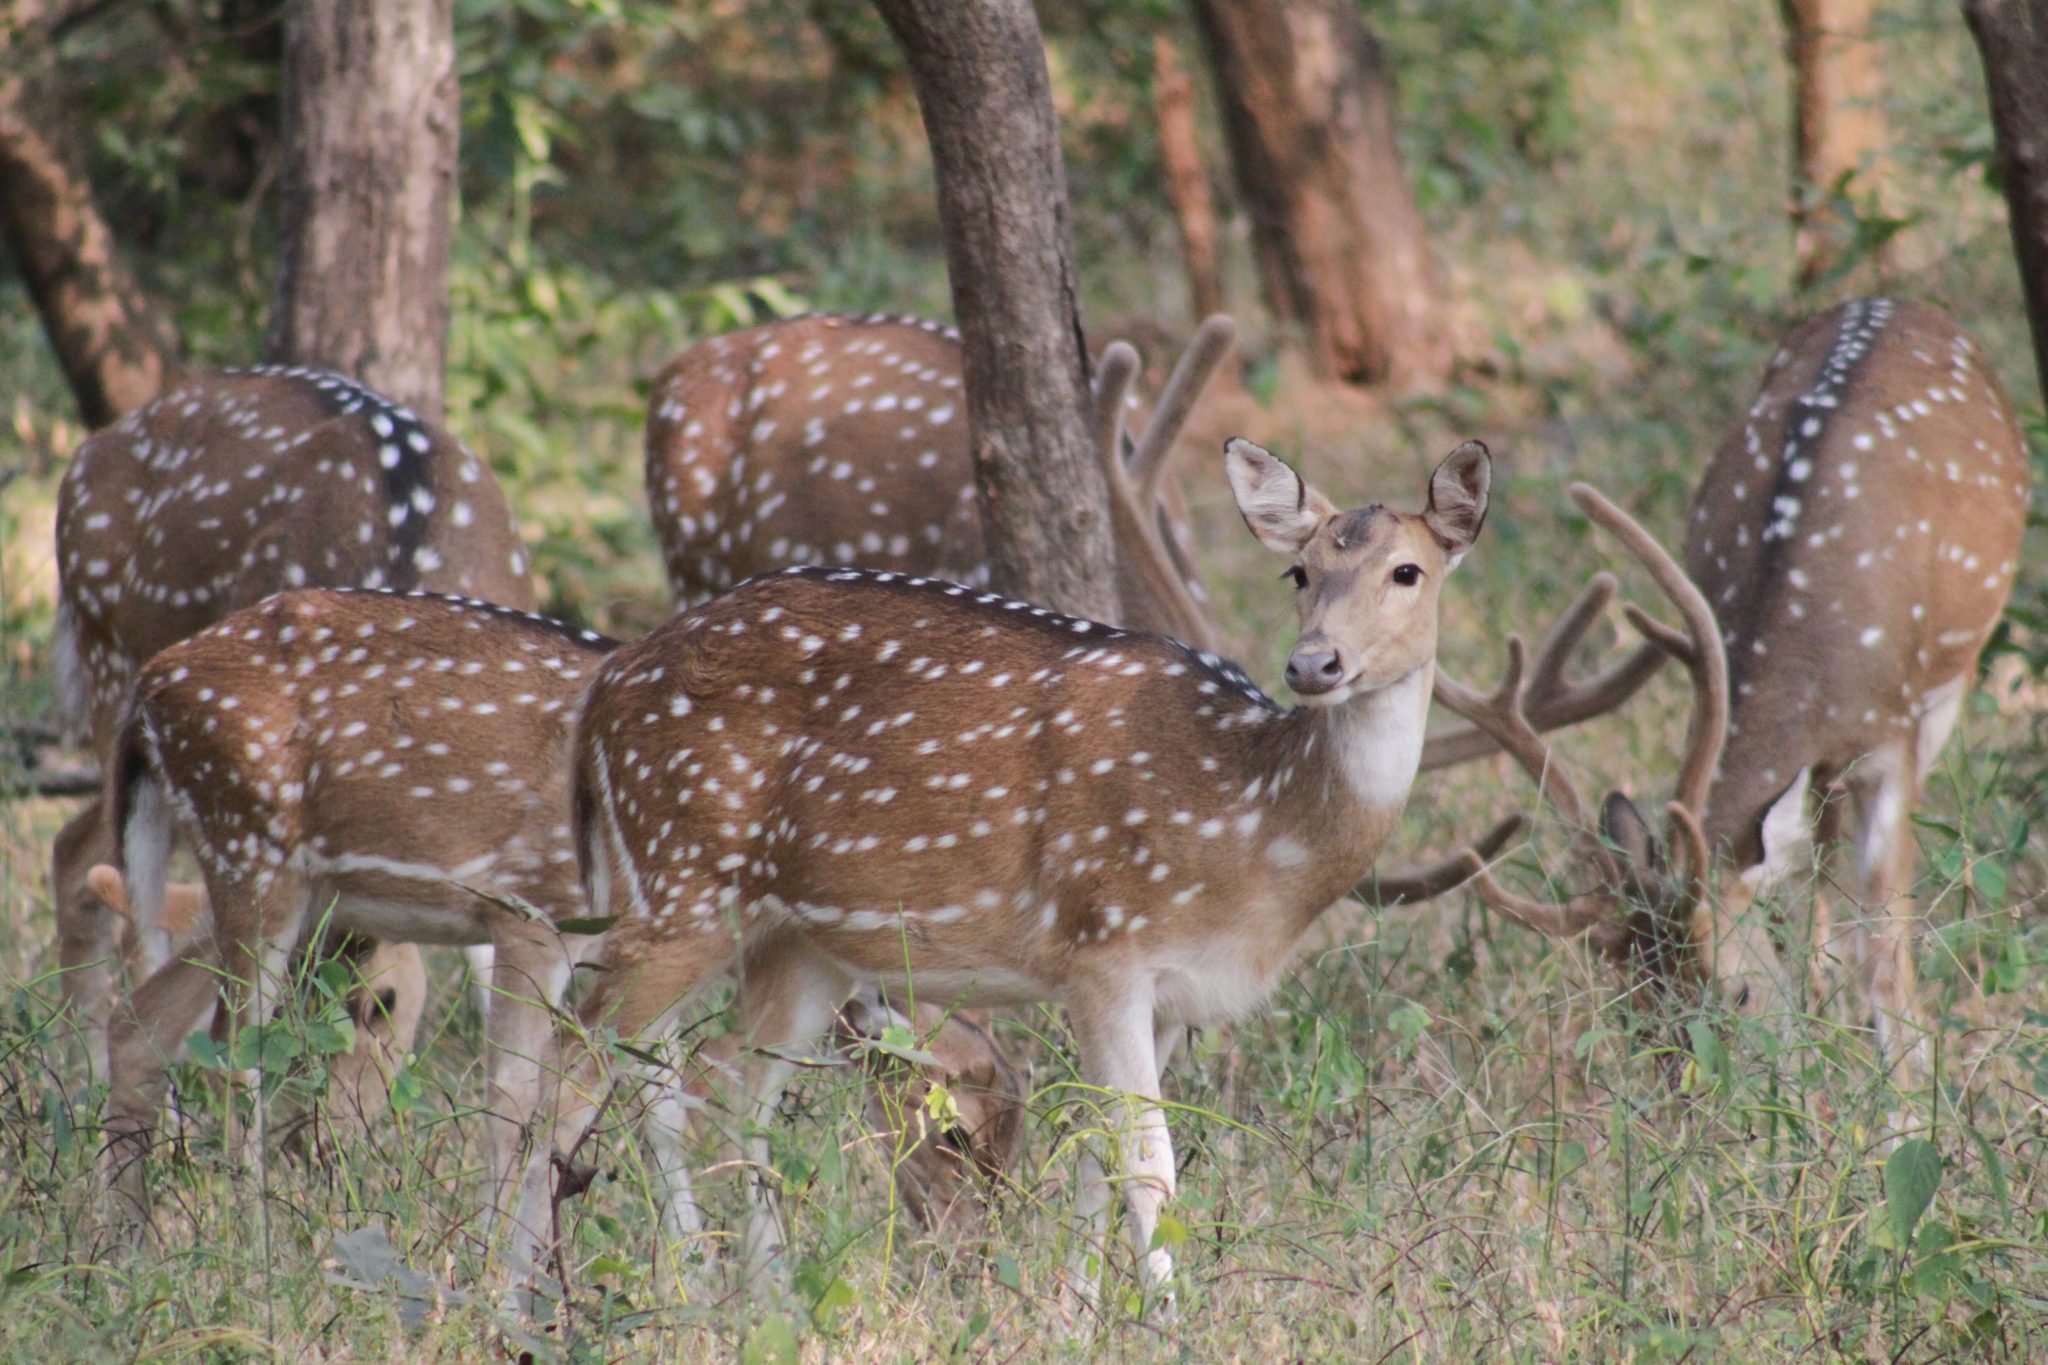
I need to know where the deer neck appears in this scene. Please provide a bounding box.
[1234,662,1434,941]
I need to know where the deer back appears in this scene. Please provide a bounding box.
[124,589,612,935]
[644,314,1213,642]
[1682,297,2029,861]
[646,315,980,596]
[56,367,535,758]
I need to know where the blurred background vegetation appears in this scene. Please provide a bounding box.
[1,0,2029,653]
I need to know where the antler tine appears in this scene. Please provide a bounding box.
[1092,340,1142,471]
[1419,572,1669,771]
[1095,330,1221,653]
[1465,865,1632,958]
[1567,483,1728,823]
[1434,639,1623,889]
[1127,313,1235,507]
[1664,800,1710,903]
[1358,814,1524,905]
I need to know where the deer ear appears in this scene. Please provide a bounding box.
[1744,766,1813,888]
[1424,441,1491,567]
[1225,438,1336,555]
[1598,791,1655,868]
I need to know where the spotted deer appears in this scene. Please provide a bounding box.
[645,312,1223,649]
[544,438,1491,1308]
[52,365,533,1081]
[1687,298,2027,1065]
[100,588,1023,1257]
[1436,299,2029,1071]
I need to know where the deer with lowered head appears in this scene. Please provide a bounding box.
[547,436,1492,1308]
[52,365,532,1093]
[645,311,1224,649]
[99,588,1024,1268]
[1431,298,2029,1074]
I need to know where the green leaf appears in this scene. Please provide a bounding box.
[1685,1019,1728,1084]
[554,915,619,936]
[1884,1138,1943,1249]
[992,1251,1022,1293]
[808,1274,856,1330]
[1971,856,2009,906]
[1572,1026,1619,1061]
[1388,1002,1430,1041]
[1151,1212,1188,1250]
[742,1313,800,1365]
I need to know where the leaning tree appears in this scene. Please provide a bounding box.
[0,0,179,426]
[1188,0,1446,389]
[1963,0,2048,409]
[871,0,1122,623]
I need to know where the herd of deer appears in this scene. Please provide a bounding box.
[35,295,2029,1311]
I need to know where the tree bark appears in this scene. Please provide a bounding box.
[1964,0,2048,410]
[1780,0,1891,288]
[267,0,457,422]
[1189,0,1445,389]
[871,0,1120,623]
[0,13,179,426]
[1153,34,1225,322]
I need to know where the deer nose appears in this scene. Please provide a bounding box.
[1284,647,1346,695]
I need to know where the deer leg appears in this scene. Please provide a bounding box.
[1066,981,1175,1313]
[1806,779,1848,1008]
[484,928,580,1291]
[463,942,496,1024]
[729,937,851,1288]
[101,944,229,1223]
[322,939,426,1140]
[52,799,118,1079]
[203,865,308,1183]
[1845,746,1927,1082]
[535,922,738,1295]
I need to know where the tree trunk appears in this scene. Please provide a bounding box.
[871,0,1120,623]
[1780,0,1891,288]
[1189,0,1445,389]
[1964,0,2048,410]
[0,56,178,426]
[1153,34,1225,322]
[267,0,457,422]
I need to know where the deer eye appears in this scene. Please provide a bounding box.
[1391,564,1422,586]
[1283,565,1308,590]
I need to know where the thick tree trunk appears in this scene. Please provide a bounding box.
[1153,34,1225,322]
[1189,0,1445,389]
[267,0,457,422]
[0,58,178,425]
[871,0,1120,622]
[1964,0,2048,410]
[1780,0,1891,288]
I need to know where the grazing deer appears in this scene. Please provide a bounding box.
[645,313,1222,649]
[1438,299,2029,1070]
[85,864,427,1140]
[101,588,1024,1264]
[550,437,1492,1307]
[52,365,532,1077]
[1688,298,2027,1064]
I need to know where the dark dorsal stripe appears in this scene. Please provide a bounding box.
[329,586,620,655]
[1724,297,1891,666]
[226,364,439,592]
